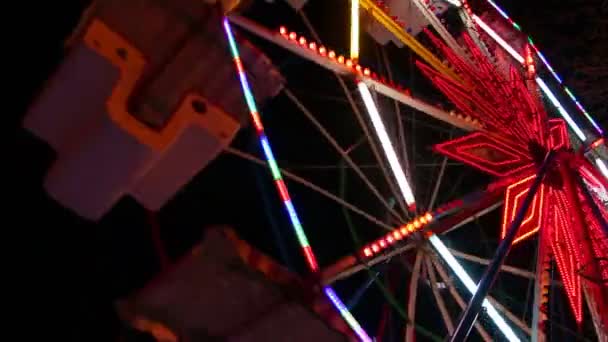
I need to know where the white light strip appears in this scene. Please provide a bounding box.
[535,78,587,142]
[472,15,588,142]
[428,234,521,342]
[443,0,463,7]
[595,158,608,180]
[357,82,416,208]
[472,15,524,63]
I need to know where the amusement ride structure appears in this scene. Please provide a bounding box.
[23,0,607,340]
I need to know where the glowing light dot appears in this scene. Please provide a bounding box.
[400,227,408,235]
[338,55,345,64]
[425,213,432,221]
[279,26,287,35]
[379,239,387,248]
[407,223,415,232]
[346,59,354,68]
[363,68,371,76]
[355,65,362,73]
[309,42,317,50]
[393,231,402,240]
[371,244,380,253]
[363,247,372,257]
[299,37,307,46]
[387,235,394,244]
[329,51,336,59]
[319,46,327,56]
[289,32,297,40]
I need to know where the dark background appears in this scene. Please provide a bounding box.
[10,0,606,340]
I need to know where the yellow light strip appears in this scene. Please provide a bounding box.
[360,0,462,83]
[350,0,360,60]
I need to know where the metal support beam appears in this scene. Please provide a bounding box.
[321,243,416,285]
[430,256,492,342]
[425,255,455,334]
[405,251,424,341]
[450,150,555,342]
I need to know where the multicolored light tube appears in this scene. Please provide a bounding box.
[428,234,520,342]
[350,0,360,60]
[535,78,587,142]
[482,0,603,135]
[223,18,371,342]
[357,82,416,208]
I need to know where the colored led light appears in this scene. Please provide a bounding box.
[363,247,372,257]
[472,15,524,63]
[428,235,520,341]
[224,18,369,339]
[358,82,416,207]
[590,138,604,150]
[483,0,603,135]
[350,0,360,60]
[324,287,372,342]
[407,223,415,232]
[472,15,588,142]
[535,78,587,142]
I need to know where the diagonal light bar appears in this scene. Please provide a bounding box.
[350,0,360,60]
[535,78,587,142]
[472,15,588,142]
[428,234,521,342]
[223,19,371,342]
[443,0,463,7]
[472,14,524,64]
[596,159,608,180]
[357,82,416,209]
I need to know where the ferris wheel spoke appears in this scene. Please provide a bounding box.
[447,248,536,279]
[297,11,411,218]
[486,297,532,336]
[225,147,395,232]
[424,255,455,335]
[380,46,411,178]
[405,250,424,341]
[429,255,493,342]
[284,88,407,223]
[321,242,417,285]
[428,152,449,211]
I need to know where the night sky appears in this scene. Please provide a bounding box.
[11,0,604,341]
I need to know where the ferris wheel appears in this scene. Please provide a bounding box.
[221,0,608,341]
[22,0,607,340]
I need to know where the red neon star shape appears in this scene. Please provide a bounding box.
[417,29,608,325]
